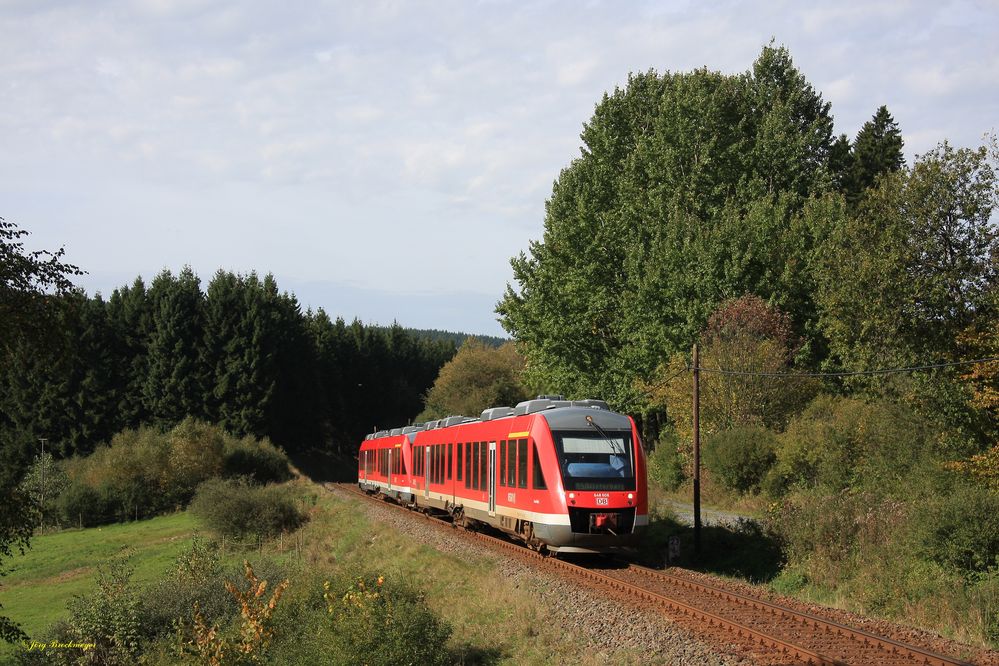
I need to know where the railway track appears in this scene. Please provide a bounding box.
[329,482,977,666]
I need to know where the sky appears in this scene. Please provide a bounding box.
[2,1,997,337]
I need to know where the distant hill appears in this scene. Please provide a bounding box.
[388,327,509,348]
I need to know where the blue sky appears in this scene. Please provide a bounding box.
[2,1,996,337]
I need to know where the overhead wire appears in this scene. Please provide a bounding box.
[692,355,999,378]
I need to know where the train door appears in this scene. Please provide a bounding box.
[488,441,497,516]
[424,446,430,499]
[387,449,392,491]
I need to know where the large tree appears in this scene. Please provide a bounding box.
[418,339,530,420]
[0,217,82,642]
[497,45,835,410]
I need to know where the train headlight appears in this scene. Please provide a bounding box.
[627,493,633,500]
[568,492,575,500]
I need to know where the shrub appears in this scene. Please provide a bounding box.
[222,435,292,484]
[765,395,935,496]
[176,560,289,665]
[190,478,306,539]
[914,480,999,576]
[322,575,452,666]
[61,551,142,665]
[52,421,289,526]
[164,418,226,500]
[703,426,776,493]
[647,431,686,491]
[56,481,114,527]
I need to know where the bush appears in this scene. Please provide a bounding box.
[222,435,293,484]
[325,575,452,666]
[52,421,290,527]
[56,481,115,527]
[647,431,686,491]
[703,426,776,494]
[190,478,306,539]
[765,395,935,497]
[59,551,142,665]
[271,572,452,666]
[914,480,999,576]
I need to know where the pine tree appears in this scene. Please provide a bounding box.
[106,278,152,429]
[143,268,207,427]
[846,105,905,205]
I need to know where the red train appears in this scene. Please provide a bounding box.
[357,396,648,553]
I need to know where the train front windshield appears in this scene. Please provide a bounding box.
[553,431,635,491]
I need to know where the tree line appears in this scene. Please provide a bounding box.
[0,265,457,464]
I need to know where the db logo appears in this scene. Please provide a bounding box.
[595,497,609,506]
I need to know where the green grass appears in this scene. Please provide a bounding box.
[1,511,202,652]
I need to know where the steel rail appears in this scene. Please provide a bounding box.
[624,565,972,666]
[331,483,974,666]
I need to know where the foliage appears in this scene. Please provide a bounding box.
[498,44,835,410]
[180,560,289,665]
[57,551,143,665]
[418,338,530,420]
[946,441,999,492]
[0,269,456,464]
[914,481,999,576]
[646,431,686,491]
[322,575,452,666]
[843,105,905,205]
[52,420,289,527]
[222,436,293,485]
[764,395,935,496]
[812,140,999,377]
[703,426,777,493]
[189,479,306,539]
[642,295,819,446]
[1,218,83,644]
[0,217,83,352]
[765,489,908,586]
[18,453,69,527]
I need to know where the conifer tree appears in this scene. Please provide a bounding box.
[846,105,905,204]
[106,278,152,428]
[143,268,207,427]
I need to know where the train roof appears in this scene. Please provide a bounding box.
[364,395,630,441]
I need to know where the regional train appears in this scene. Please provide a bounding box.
[357,396,648,553]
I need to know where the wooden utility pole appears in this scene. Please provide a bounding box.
[692,344,701,555]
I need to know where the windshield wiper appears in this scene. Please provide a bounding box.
[585,415,625,456]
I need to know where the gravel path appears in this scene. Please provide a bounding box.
[332,486,751,665]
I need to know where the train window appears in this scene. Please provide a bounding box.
[480,442,488,491]
[448,444,453,481]
[499,440,506,487]
[507,440,516,487]
[473,443,481,490]
[465,443,471,487]
[533,443,547,489]
[457,443,463,481]
[518,439,528,489]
